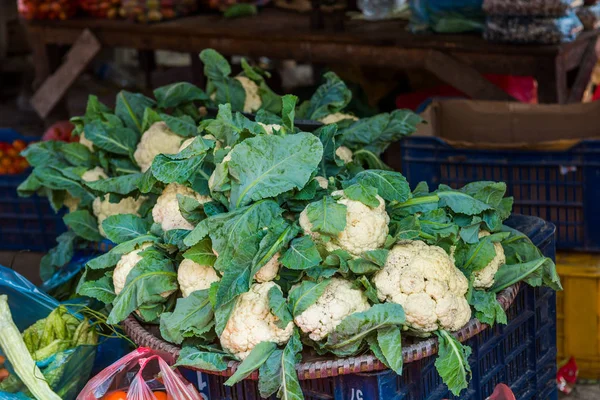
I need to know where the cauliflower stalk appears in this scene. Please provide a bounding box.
[299,190,389,257]
[294,278,370,341]
[152,183,211,232]
[373,240,471,335]
[220,282,294,360]
[133,122,184,172]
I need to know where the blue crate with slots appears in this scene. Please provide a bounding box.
[180,215,558,400]
[398,135,600,252]
[0,129,66,251]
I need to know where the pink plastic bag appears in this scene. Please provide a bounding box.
[77,348,204,400]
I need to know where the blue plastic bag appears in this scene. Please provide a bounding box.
[0,265,130,399]
[410,0,485,33]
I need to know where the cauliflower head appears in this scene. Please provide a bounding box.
[93,194,146,237]
[472,231,506,289]
[299,190,389,257]
[113,243,153,295]
[220,282,294,360]
[133,122,184,172]
[177,258,220,298]
[373,240,471,334]
[319,113,359,125]
[63,194,80,212]
[235,76,261,113]
[152,183,211,232]
[79,132,94,152]
[335,146,353,164]
[254,253,281,283]
[81,167,108,182]
[294,278,370,342]
[258,122,282,135]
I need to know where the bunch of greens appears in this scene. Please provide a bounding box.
[19,49,562,399]
[0,302,98,399]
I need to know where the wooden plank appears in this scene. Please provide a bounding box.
[30,29,101,119]
[568,38,600,103]
[424,50,514,101]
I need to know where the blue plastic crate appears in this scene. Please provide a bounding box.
[181,215,558,400]
[0,129,66,251]
[398,136,600,251]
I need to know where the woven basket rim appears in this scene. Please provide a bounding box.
[122,282,520,381]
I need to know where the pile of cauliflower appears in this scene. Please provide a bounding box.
[20,50,559,400]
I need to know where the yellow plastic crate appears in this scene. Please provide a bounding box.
[557,252,600,379]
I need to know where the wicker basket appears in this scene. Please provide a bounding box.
[123,283,520,380]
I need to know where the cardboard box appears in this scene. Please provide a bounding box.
[416,100,600,150]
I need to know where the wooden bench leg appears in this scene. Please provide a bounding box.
[568,38,600,103]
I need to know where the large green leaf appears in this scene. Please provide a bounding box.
[288,279,331,317]
[325,303,405,357]
[349,170,411,203]
[305,196,347,236]
[228,132,323,208]
[107,247,178,324]
[280,236,322,271]
[268,285,293,329]
[175,345,231,371]
[343,182,380,208]
[340,109,423,155]
[39,231,77,281]
[77,273,116,304]
[85,235,158,271]
[84,120,139,156]
[85,173,143,195]
[304,72,352,120]
[183,238,217,266]
[63,210,103,242]
[470,290,507,327]
[258,330,303,400]
[101,214,149,244]
[225,342,277,386]
[160,289,214,344]
[435,330,472,396]
[205,104,262,147]
[154,82,208,108]
[115,90,155,133]
[376,326,403,374]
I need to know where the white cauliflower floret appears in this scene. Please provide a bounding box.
[319,113,359,125]
[472,231,506,289]
[153,183,211,232]
[314,176,328,190]
[335,146,353,164]
[133,122,184,172]
[373,240,471,334]
[299,190,389,257]
[81,167,108,182]
[177,259,220,297]
[258,122,282,135]
[254,253,281,283]
[235,76,261,113]
[63,194,80,212]
[294,278,370,341]
[220,282,294,360]
[93,195,146,237]
[79,132,94,152]
[113,243,153,295]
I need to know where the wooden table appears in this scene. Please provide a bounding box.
[24,9,600,105]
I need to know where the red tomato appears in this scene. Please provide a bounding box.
[103,391,127,400]
[5,148,18,158]
[12,140,27,151]
[0,166,7,174]
[1,158,11,168]
[42,121,76,142]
